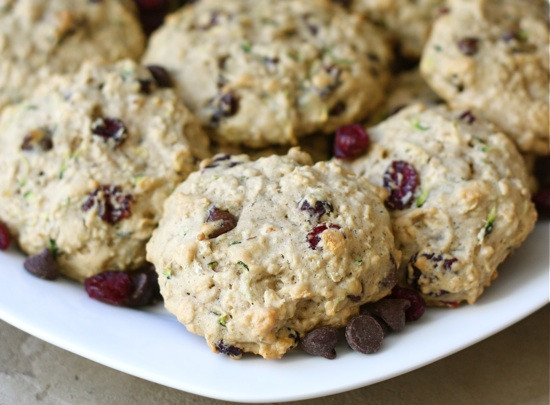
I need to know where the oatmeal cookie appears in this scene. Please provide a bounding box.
[369,69,441,125]
[338,0,446,59]
[341,104,537,306]
[0,0,145,111]
[146,149,399,359]
[0,60,209,281]
[142,0,392,148]
[420,0,550,154]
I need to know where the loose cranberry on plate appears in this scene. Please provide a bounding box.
[0,222,11,250]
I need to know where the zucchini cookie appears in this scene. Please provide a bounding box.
[0,60,210,282]
[420,0,550,155]
[369,69,441,125]
[0,0,145,110]
[142,0,392,148]
[146,149,399,359]
[341,104,537,306]
[336,0,446,59]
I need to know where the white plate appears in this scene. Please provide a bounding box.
[0,222,548,403]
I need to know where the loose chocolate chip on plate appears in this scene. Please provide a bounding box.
[362,299,411,332]
[24,248,60,280]
[345,314,384,354]
[301,326,339,359]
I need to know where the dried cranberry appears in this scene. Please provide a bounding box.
[23,248,60,280]
[206,207,238,238]
[0,222,10,250]
[457,37,479,56]
[21,129,53,152]
[210,91,240,125]
[389,286,426,321]
[84,265,160,307]
[333,124,370,160]
[458,110,476,124]
[92,118,128,147]
[307,223,341,250]
[299,200,333,220]
[82,185,133,225]
[383,161,420,210]
[146,65,172,88]
[215,341,243,358]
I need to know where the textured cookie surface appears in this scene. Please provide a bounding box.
[420,0,549,154]
[369,69,441,125]
[142,0,392,148]
[0,0,145,111]
[342,104,537,306]
[0,60,210,281]
[146,149,399,359]
[341,0,446,58]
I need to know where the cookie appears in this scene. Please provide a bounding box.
[0,60,210,282]
[337,0,446,59]
[142,0,392,148]
[0,0,145,110]
[146,149,399,359]
[420,0,550,155]
[211,133,333,163]
[369,69,441,125]
[341,104,537,306]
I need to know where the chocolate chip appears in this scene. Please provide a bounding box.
[362,299,411,332]
[345,314,384,354]
[301,326,339,359]
[457,37,479,56]
[24,248,60,280]
[206,207,238,238]
[146,65,173,88]
[215,340,243,358]
[127,264,161,306]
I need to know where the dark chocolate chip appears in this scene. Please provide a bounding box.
[345,314,384,354]
[215,340,243,358]
[206,207,238,238]
[301,326,339,359]
[23,248,60,280]
[146,65,173,88]
[362,299,411,332]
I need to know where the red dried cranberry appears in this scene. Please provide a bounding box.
[389,286,426,321]
[383,160,420,210]
[84,265,160,307]
[333,124,370,160]
[206,207,238,238]
[146,65,172,88]
[0,221,11,250]
[457,37,479,56]
[307,223,341,250]
[210,91,240,126]
[82,185,133,225]
[215,340,243,358]
[92,118,128,147]
[299,200,333,221]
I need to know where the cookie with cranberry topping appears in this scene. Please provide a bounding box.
[337,0,446,59]
[146,149,399,359]
[0,0,145,111]
[341,104,537,306]
[142,0,392,148]
[420,0,549,154]
[0,60,209,281]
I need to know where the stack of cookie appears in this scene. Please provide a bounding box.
[0,0,546,359]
